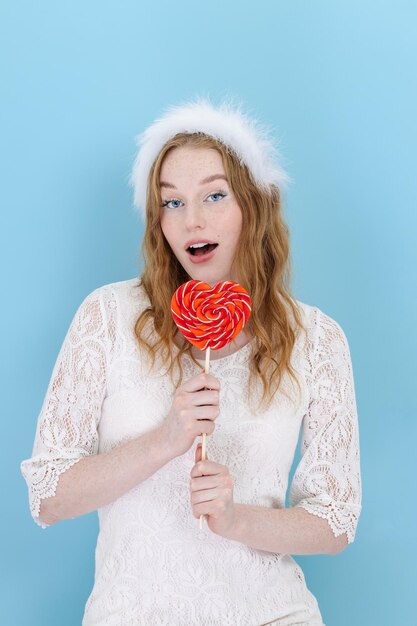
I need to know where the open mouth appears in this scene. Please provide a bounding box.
[187,243,219,257]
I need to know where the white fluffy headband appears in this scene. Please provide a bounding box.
[130,97,291,220]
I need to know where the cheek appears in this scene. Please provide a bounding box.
[227,212,243,241]
[159,214,167,235]
[160,218,175,247]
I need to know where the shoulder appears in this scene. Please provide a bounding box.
[293,299,350,352]
[294,299,347,333]
[294,299,352,371]
[83,277,150,313]
[72,278,150,359]
[67,278,151,341]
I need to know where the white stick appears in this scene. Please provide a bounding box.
[199,346,210,529]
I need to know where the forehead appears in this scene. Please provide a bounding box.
[159,146,225,182]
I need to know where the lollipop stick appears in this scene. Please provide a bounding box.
[199,346,210,529]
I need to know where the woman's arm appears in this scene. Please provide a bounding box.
[21,286,178,528]
[221,307,361,555]
[40,424,174,525]
[219,503,348,555]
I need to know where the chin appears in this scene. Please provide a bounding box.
[185,263,234,286]
[204,275,233,286]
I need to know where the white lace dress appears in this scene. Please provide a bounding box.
[20,278,362,626]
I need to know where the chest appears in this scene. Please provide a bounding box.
[97,335,309,482]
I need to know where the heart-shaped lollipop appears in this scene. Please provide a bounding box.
[171,279,252,529]
[171,280,252,351]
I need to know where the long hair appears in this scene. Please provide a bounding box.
[133,132,306,413]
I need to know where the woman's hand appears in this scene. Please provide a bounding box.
[190,442,237,537]
[160,373,220,458]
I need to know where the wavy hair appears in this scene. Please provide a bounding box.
[133,132,306,413]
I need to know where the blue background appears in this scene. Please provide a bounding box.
[2,1,416,624]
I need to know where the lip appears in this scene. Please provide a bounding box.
[186,245,218,264]
[184,239,217,251]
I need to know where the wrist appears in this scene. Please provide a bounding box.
[155,423,179,462]
[219,504,245,542]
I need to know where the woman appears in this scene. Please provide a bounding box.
[21,97,362,625]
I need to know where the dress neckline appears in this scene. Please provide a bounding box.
[172,336,256,363]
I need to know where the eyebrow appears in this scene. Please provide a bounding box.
[159,174,228,189]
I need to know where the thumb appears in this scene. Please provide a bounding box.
[195,442,202,463]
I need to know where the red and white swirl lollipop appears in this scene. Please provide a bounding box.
[171,279,252,527]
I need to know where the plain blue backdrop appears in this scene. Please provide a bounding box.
[1,1,416,624]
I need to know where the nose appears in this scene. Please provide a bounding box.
[184,202,206,230]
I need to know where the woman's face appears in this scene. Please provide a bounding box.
[159,146,243,286]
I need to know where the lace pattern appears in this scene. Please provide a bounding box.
[20,286,116,528]
[289,309,362,543]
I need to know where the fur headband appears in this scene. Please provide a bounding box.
[130,96,290,220]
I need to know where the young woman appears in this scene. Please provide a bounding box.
[21,97,362,625]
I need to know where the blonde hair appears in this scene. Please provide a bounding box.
[133,132,305,413]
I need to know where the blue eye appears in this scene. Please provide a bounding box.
[207,191,227,202]
[161,198,183,210]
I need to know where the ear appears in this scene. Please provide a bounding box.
[195,442,202,463]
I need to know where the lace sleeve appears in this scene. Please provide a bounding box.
[289,308,362,544]
[20,286,110,529]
